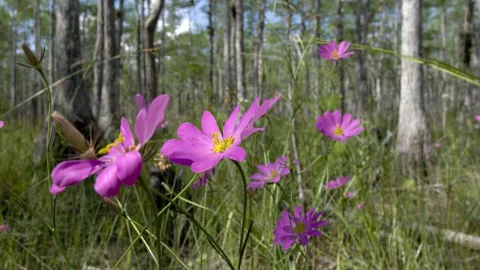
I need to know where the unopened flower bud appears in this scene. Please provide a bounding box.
[102,198,122,215]
[21,43,44,71]
[52,111,90,154]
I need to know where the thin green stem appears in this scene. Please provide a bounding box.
[38,68,73,269]
[232,160,248,270]
[138,175,163,267]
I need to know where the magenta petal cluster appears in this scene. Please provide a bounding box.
[248,156,290,190]
[325,176,351,190]
[0,224,11,233]
[191,168,215,189]
[161,96,279,173]
[319,40,355,61]
[315,110,364,142]
[0,121,4,129]
[50,94,169,197]
[273,206,327,250]
[344,191,357,198]
[475,115,480,121]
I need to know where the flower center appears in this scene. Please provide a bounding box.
[212,132,234,153]
[98,133,125,155]
[269,170,278,180]
[333,125,344,136]
[332,50,339,59]
[294,222,306,233]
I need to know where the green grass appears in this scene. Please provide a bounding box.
[1,109,479,269]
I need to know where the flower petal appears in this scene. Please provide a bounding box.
[177,123,211,145]
[224,146,247,161]
[135,93,147,111]
[120,117,135,149]
[94,163,121,197]
[51,159,104,193]
[134,109,147,145]
[223,106,240,137]
[116,151,142,186]
[201,111,221,138]
[144,94,170,142]
[191,155,223,173]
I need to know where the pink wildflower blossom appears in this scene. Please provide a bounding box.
[319,41,355,61]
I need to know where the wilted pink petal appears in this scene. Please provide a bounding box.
[0,224,11,232]
[325,176,351,190]
[433,143,441,148]
[345,191,357,198]
[357,202,365,209]
[0,121,4,129]
[475,115,480,121]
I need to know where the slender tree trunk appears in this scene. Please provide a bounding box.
[10,7,17,110]
[224,1,233,108]
[117,0,124,78]
[337,0,345,112]
[93,0,104,119]
[375,0,386,114]
[396,0,429,178]
[235,0,245,102]
[134,0,143,96]
[34,0,95,163]
[355,0,368,115]
[158,8,165,94]
[313,0,321,112]
[144,0,165,99]
[253,0,266,98]
[461,0,474,114]
[207,0,215,104]
[99,0,119,138]
[33,0,41,122]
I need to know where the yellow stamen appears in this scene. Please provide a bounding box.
[212,132,234,153]
[269,170,278,180]
[98,133,125,155]
[332,50,339,59]
[294,222,305,233]
[333,125,344,136]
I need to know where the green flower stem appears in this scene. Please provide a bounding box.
[232,160,248,270]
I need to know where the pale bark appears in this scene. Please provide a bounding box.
[224,1,233,107]
[10,7,17,110]
[144,0,165,100]
[207,0,215,103]
[93,0,104,119]
[235,0,245,102]
[33,0,41,120]
[396,0,429,177]
[99,0,119,138]
[313,0,321,110]
[253,0,266,97]
[135,0,143,95]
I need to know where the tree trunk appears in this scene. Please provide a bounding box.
[33,0,41,122]
[461,0,474,115]
[207,0,215,104]
[253,0,266,98]
[235,0,245,102]
[144,0,165,100]
[313,0,321,112]
[355,0,369,115]
[337,0,345,112]
[93,0,104,119]
[135,0,143,96]
[396,0,429,178]
[224,1,233,107]
[99,0,119,138]
[10,7,17,111]
[34,0,95,163]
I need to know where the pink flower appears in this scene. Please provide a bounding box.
[51,94,169,197]
[191,168,215,189]
[434,143,441,148]
[161,96,279,173]
[315,111,364,142]
[273,206,327,250]
[0,224,11,232]
[0,121,3,129]
[325,176,351,190]
[475,115,480,121]
[344,191,357,198]
[319,41,355,61]
[248,156,290,190]
[357,202,365,209]
[241,94,281,139]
